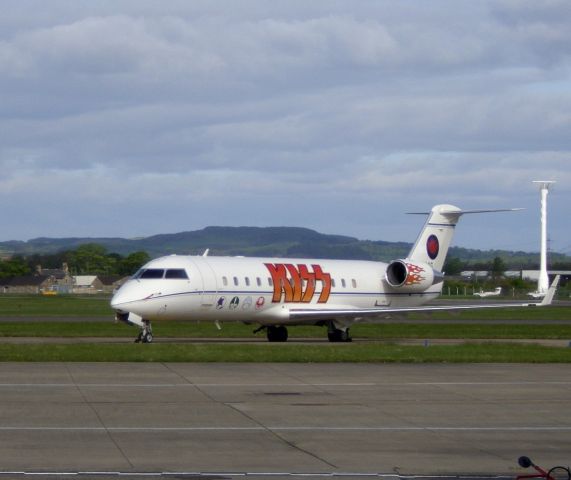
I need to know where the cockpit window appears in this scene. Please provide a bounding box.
[165,269,188,279]
[132,268,189,280]
[138,269,165,279]
[132,269,144,279]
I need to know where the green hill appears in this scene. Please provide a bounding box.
[0,227,569,266]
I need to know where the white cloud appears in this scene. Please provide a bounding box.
[0,1,569,252]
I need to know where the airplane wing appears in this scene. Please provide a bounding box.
[289,275,560,322]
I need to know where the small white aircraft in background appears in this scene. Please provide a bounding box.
[528,290,546,299]
[474,287,502,298]
[111,204,560,343]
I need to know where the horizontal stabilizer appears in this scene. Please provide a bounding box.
[407,208,524,215]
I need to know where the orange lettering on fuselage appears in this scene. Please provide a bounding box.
[264,263,332,304]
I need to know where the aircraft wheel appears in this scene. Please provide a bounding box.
[328,328,352,343]
[267,325,288,342]
[327,331,340,342]
[142,332,153,343]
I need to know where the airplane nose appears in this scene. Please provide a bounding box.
[110,281,137,310]
[110,291,126,310]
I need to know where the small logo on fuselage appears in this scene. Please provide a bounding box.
[230,296,240,309]
[242,296,252,310]
[264,263,332,303]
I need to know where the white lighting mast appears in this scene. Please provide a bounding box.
[532,180,555,295]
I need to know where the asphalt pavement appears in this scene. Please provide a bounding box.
[0,363,569,479]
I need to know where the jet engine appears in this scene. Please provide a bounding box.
[385,259,443,292]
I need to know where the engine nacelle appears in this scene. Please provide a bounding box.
[385,259,443,292]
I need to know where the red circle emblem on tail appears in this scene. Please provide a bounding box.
[426,235,439,260]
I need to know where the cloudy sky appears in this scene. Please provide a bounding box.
[1,0,570,254]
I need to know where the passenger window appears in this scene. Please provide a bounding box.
[222,276,228,287]
[268,277,273,286]
[165,269,188,279]
[245,277,250,286]
[139,269,165,279]
[341,279,346,288]
[352,279,357,288]
[256,277,261,287]
[233,276,239,286]
[331,279,336,288]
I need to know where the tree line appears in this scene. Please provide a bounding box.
[1,246,568,283]
[0,244,150,280]
[444,256,571,276]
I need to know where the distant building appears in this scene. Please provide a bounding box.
[1,258,132,295]
[0,275,53,294]
[73,275,104,294]
[98,275,129,294]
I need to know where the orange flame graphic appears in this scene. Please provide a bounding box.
[405,263,426,285]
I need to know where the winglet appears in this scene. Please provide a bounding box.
[540,275,560,306]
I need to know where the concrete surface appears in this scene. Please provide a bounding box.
[0,363,569,479]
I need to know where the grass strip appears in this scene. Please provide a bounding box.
[406,306,571,321]
[0,295,111,316]
[0,343,570,363]
[0,295,569,321]
[1,322,571,339]
[358,323,571,339]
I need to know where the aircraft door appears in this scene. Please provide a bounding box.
[192,259,218,307]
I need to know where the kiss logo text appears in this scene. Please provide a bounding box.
[264,263,332,303]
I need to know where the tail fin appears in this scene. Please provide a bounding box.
[540,275,560,306]
[407,204,462,272]
[406,205,522,272]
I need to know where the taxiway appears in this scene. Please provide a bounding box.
[0,363,569,479]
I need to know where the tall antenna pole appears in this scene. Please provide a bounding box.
[532,180,555,294]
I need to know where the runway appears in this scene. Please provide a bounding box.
[0,363,569,479]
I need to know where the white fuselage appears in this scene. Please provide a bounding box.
[111,254,443,326]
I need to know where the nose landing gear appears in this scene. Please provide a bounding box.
[135,320,153,343]
[114,311,154,344]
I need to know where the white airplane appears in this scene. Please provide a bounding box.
[110,204,560,343]
[528,290,546,299]
[474,287,502,297]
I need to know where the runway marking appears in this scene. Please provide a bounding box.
[0,472,514,479]
[0,381,569,388]
[0,426,570,432]
[0,383,376,388]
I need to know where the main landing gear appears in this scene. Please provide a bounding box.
[266,325,289,342]
[135,320,153,344]
[327,322,352,343]
[253,325,289,342]
[253,323,352,343]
